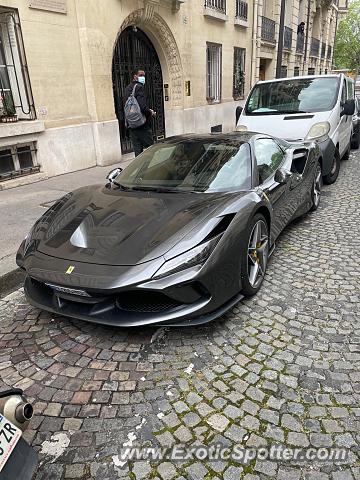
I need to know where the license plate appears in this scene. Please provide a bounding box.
[45,283,91,297]
[0,414,22,472]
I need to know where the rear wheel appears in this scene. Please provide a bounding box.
[241,214,269,297]
[310,162,322,212]
[323,148,340,185]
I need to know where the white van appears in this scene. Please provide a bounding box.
[236,74,355,184]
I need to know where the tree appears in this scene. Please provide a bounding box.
[334,1,360,70]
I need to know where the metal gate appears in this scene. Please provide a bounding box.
[112,26,165,154]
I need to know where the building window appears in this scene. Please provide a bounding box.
[206,43,222,102]
[233,47,246,99]
[0,8,35,121]
[294,66,300,76]
[204,0,226,14]
[280,65,287,78]
[0,143,38,181]
[308,67,315,75]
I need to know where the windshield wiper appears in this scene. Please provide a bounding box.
[112,182,131,190]
[279,110,308,114]
[129,186,182,193]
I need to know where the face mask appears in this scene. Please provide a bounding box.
[137,76,145,85]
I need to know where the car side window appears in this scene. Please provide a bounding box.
[254,138,285,184]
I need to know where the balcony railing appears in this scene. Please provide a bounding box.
[310,37,320,57]
[204,0,226,13]
[321,42,326,58]
[261,16,276,43]
[296,34,304,53]
[327,45,332,60]
[236,0,248,20]
[284,26,292,50]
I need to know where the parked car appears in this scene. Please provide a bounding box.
[351,96,360,149]
[236,74,355,185]
[17,133,322,327]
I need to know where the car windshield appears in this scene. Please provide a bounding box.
[115,139,252,193]
[246,77,340,114]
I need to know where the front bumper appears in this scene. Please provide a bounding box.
[19,250,242,327]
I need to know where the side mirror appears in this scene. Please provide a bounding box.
[235,106,243,124]
[106,167,122,184]
[274,168,291,185]
[341,99,355,117]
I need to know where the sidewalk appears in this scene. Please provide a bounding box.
[0,156,133,294]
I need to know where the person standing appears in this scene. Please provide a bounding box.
[123,69,156,157]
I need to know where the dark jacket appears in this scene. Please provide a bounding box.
[124,81,151,128]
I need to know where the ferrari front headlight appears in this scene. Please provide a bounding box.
[306,122,330,140]
[153,235,222,279]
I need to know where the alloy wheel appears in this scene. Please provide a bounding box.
[247,220,269,288]
[313,168,322,208]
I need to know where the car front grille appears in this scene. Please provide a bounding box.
[116,291,182,313]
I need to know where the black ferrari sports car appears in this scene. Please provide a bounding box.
[17,132,322,327]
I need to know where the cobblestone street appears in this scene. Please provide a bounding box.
[0,152,359,480]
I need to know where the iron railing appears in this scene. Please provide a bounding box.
[204,0,226,13]
[321,42,326,58]
[310,37,320,57]
[296,34,304,53]
[261,16,276,43]
[0,10,35,120]
[327,45,332,59]
[284,27,292,50]
[236,0,248,20]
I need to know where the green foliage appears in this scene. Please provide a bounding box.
[334,0,360,70]
[0,91,16,117]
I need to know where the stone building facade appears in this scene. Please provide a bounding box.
[0,0,338,186]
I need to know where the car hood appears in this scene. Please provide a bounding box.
[36,185,244,266]
[239,111,331,141]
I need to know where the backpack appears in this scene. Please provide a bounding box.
[124,84,146,129]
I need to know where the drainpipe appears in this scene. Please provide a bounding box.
[276,0,286,78]
[251,0,259,87]
[303,0,311,73]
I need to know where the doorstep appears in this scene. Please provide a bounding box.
[0,172,48,191]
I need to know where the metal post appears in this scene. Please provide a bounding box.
[276,0,286,78]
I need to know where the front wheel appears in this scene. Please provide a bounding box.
[310,162,322,212]
[241,214,269,297]
[323,149,340,185]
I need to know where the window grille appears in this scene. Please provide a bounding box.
[261,17,276,43]
[0,8,35,120]
[233,47,246,99]
[0,142,38,181]
[207,43,222,102]
[236,0,248,20]
[204,0,226,14]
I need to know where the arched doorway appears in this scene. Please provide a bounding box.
[112,26,165,154]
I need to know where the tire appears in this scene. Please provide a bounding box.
[343,142,351,160]
[241,214,269,297]
[310,162,322,212]
[351,129,360,149]
[323,148,340,185]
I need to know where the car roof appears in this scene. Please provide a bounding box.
[256,74,342,85]
[164,132,266,143]
[162,132,291,149]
